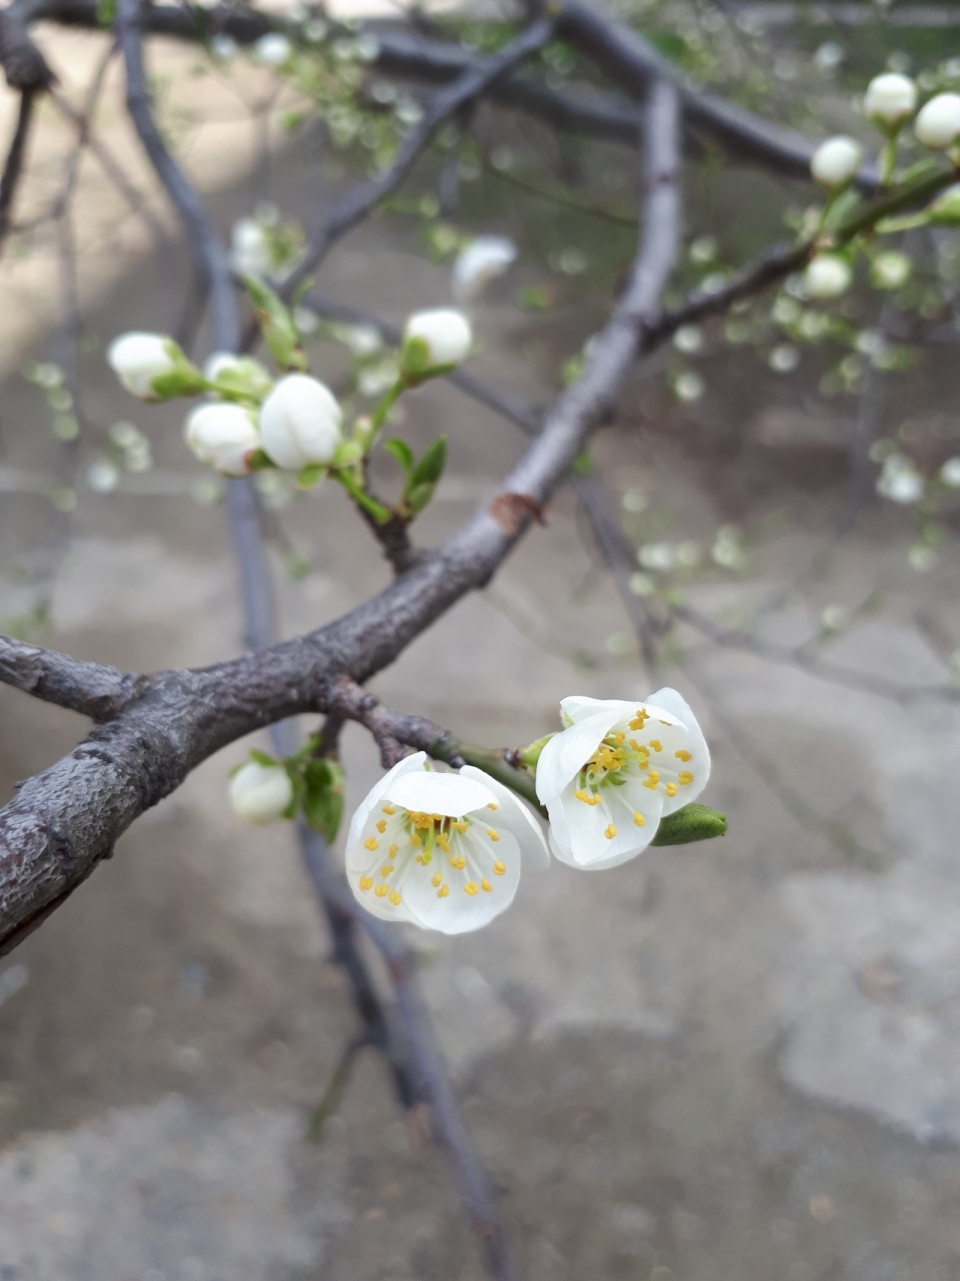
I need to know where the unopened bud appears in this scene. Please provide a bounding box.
[229,761,293,825]
[259,374,343,469]
[402,308,473,379]
[651,802,727,846]
[863,72,917,130]
[108,332,197,400]
[870,250,912,291]
[915,92,960,149]
[185,403,261,475]
[810,136,862,187]
[451,236,518,302]
[803,254,852,299]
[253,33,292,67]
[203,352,273,399]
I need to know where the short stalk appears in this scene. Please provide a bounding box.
[333,468,393,523]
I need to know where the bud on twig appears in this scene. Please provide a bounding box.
[259,374,343,470]
[229,760,294,825]
[185,403,261,475]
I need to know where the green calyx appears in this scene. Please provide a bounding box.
[651,803,727,846]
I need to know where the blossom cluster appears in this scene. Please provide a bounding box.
[230,689,717,936]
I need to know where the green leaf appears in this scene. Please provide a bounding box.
[409,435,447,487]
[246,448,275,472]
[383,437,414,476]
[245,276,308,372]
[302,759,345,843]
[248,749,278,767]
[651,803,727,846]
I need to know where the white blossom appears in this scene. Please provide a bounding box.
[451,236,518,302]
[258,374,342,469]
[535,690,710,870]
[863,72,917,126]
[403,308,472,370]
[345,753,549,934]
[803,254,852,299]
[940,456,960,487]
[870,250,912,290]
[877,451,924,504]
[230,217,272,279]
[810,136,863,186]
[209,34,238,61]
[185,403,260,475]
[203,352,273,398]
[673,324,704,353]
[253,33,292,66]
[229,761,293,825]
[107,332,176,399]
[915,93,960,148]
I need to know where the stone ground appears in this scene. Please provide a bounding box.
[3,58,960,1281]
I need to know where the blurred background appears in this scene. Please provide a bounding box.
[2,2,960,1277]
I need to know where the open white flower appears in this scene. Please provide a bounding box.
[346,752,549,934]
[810,136,862,187]
[451,236,518,302]
[915,93,960,149]
[259,374,343,469]
[403,308,472,372]
[107,332,177,399]
[863,72,917,128]
[230,761,293,825]
[536,689,710,870]
[253,33,292,67]
[185,402,260,475]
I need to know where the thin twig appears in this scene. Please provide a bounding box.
[0,89,37,252]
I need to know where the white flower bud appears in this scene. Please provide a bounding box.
[210,34,237,61]
[803,254,852,299]
[451,236,518,302]
[253,33,292,66]
[259,374,343,470]
[230,217,272,279]
[107,332,177,399]
[915,93,960,149]
[203,352,273,398]
[229,761,293,825]
[810,136,863,187]
[877,452,924,504]
[870,250,912,291]
[940,456,960,487]
[403,308,473,371]
[185,403,260,475]
[863,72,917,127]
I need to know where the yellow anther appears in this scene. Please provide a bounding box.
[575,789,590,804]
[375,884,389,898]
[380,864,394,877]
[633,812,645,827]
[629,739,643,752]
[437,835,451,852]
[487,829,500,841]
[464,881,479,896]
[389,890,402,905]
[493,860,506,876]
[381,804,396,815]
[678,770,694,785]
[411,833,421,848]
[675,749,692,762]
[452,820,468,833]
[449,854,466,870]
[415,854,426,865]
[389,844,398,856]
[481,878,492,893]
[614,731,625,744]
[364,837,379,851]
[649,740,662,753]
[665,782,677,797]
[604,823,617,840]
[431,871,442,887]
[437,884,450,899]
[376,819,387,834]
[358,876,374,891]
[487,801,499,810]
[642,772,660,790]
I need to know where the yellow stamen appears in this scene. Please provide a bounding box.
[449,854,466,870]
[358,876,373,891]
[678,770,694,785]
[665,782,677,797]
[614,731,625,744]
[487,829,500,841]
[675,749,692,762]
[431,872,442,887]
[376,819,387,834]
[437,884,450,898]
[487,802,499,810]
[389,890,402,905]
[633,812,645,827]
[481,878,492,893]
[364,837,379,851]
[493,860,506,876]
[381,804,396,815]
[604,823,617,840]
[389,844,398,856]
[375,884,388,898]
[642,772,660,790]
[380,864,394,877]
[464,881,479,896]
[452,820,468,833]
[411,833,421,847]
[649,740,662,753]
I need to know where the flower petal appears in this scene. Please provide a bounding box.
[403,826,521,934]
[548,777,663,868]
[345,811,420,925]
[346,751,426,850]
[459,765,550,870]
[644,687,711,814]
[558,696,635,727]
[536,708,625,802]
[386,768,496,817]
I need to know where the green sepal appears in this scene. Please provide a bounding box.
[245,276,308,372]
[149,340,207,399]
[332,439,363,468]
[519,733,555,772]
[297,463,327,489]
[207,357,273,401]
[302,759,345,843]
[651,803,727,846]
[400,335,431,378]
[249,748,279,767]
[246,448,276,472]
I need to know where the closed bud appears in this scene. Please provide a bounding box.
[203,352,273,399]
[107,332,187,400]
[229,761,293,825]
[259,374,343,470]
[185,403,261,475]
[929,183,960,226]
[870,250,912,291]
[863,72,917,129]
[803,254,852,299]
[915,93,960,149]
[810,136,863,187]
[230,218,272,279]
[451,236,518,302]
[402,308,472,378]
[253,33,292,67]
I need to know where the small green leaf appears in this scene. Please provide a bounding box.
[651,803,727,846]
[245,276,308,372]
[409,435,447,487]
[302,759,345,843]
[249,749,278,767]
[383,437,414,475]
